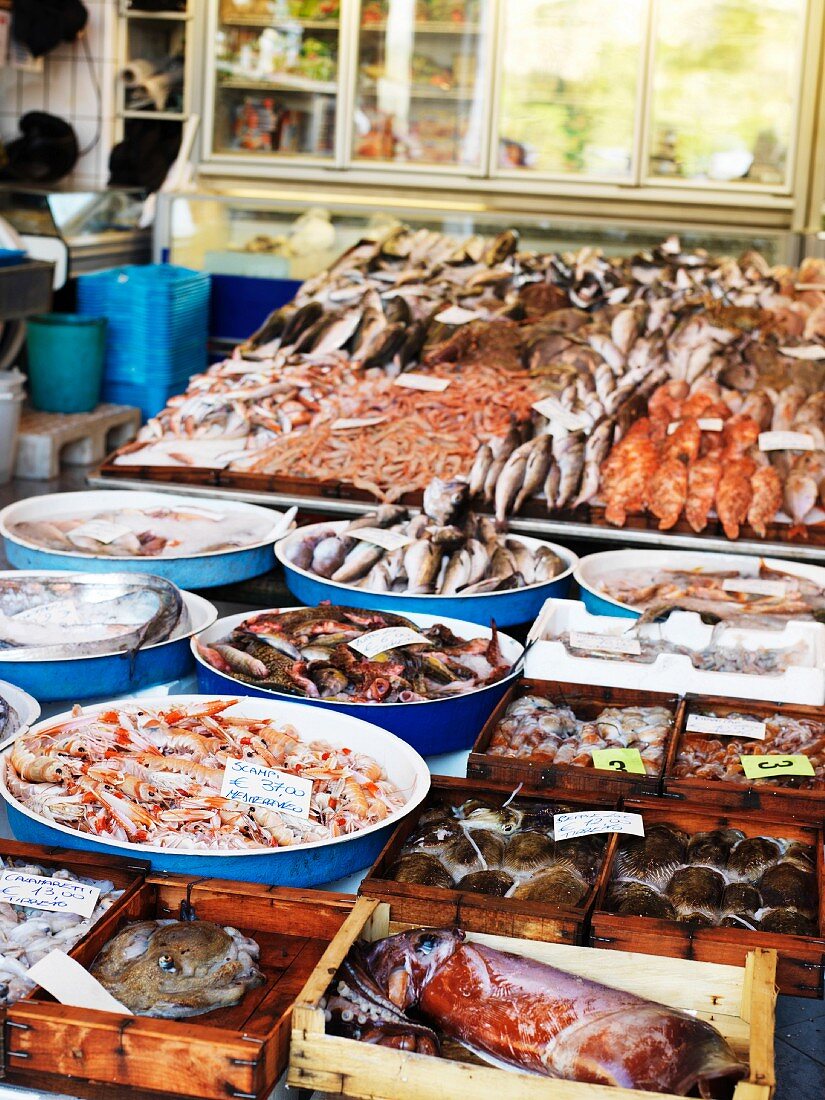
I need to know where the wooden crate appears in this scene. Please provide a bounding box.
[359,776,617,944]
[467,679,682,799]
[289,896,777,1100]
[5,875,355,1100]
[662,694,825,822]
[590,798,825,997]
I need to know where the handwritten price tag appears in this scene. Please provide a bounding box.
[220,760,313,820]
[27,950,131,1014]
[687,714,767,740]
[394,373,451,392]
[68,520,133,546]
[0,871,100,919]
[721,577,787,597]
[568,631,642,656]
[350,527,413,552]
[554,810,645,841]
[740,754,815,780]
[531,397,591,433]
[349,626,432,659]
[591,747,647,775]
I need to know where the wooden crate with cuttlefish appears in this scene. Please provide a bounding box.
[661,693,825,823]
[467,678,684,799]
[4,875,355,1100]
[359,775,618,944]
[288,896,777,1100]
[590,798,825,997]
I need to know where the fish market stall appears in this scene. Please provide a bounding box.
[95,230,825,561]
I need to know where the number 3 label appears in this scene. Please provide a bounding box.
[739,754,815,780]
[591,748,647,775]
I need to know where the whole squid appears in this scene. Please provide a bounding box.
[328,928,746,1098]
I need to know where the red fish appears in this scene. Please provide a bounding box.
[330,928,746,1097]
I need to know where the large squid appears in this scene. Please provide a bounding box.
[326,927,746,1098]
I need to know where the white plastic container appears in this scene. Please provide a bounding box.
[525,598,825,705]
[0,369,26,485]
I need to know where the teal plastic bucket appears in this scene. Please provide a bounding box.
[25,314,107,414]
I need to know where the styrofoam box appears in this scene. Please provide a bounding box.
[524,599,825,705]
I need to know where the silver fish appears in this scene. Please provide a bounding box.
[554,433,586,510]
[483,428,520,501]
[468,444,493,498]
[404,541,442,593]
[465,539,490,585]
[441,549,472,595]
[494,440,534,523]
[423,478,469,526]
[331,543,385,584]
[572,419,614,508]
[0,573,183,661]
[543,460,561,512]
[513,435,553,512]
[311,536,348,578]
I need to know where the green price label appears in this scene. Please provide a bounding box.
[591,748,646,775]
[739,754,815,780]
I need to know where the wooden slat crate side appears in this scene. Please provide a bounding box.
[289,900,776,1100]
[742,950,778,1090]
[592,800,825,998]
[6,1004,261,1100]
[0,839,149,882]
[467,679,682,798]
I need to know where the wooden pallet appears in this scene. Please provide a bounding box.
[16,404,141,479]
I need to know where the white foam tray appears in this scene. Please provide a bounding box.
[524,599,825,705]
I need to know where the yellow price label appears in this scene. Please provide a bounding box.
[591,748,646,775]
[739,754,815,780]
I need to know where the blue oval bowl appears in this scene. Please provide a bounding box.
[575,548,825,620]
[0,590,216,702]
[1,695,430,886]
[194,609,524,757]
[275,523,577,628]
[0,491,295,589]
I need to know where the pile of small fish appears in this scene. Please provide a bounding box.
[388,795,605,902]
[595,561,825,624]
[487,696,673,773]
[324,924,746,1093]
[0,574,185,661]
[91,919,264,1018]
[198,606,512,702]
[5,699,407,849]
[607,822,817,935]
[109,227,825,539]
[599,376,825,536]
[674,710,825,788]
[0,692,21,739]
[0,860,121,1005]
[10,504,281,559]
[285,487,566,595]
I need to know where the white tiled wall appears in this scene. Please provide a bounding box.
[0,0,118,187]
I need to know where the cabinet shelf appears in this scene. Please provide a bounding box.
[220,17,339,29]
[124,10,191,21]
[360,21,479,34]
[121,108,188,120]
[218,75,337,94]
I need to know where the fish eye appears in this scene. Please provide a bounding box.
[416,934,438,955]
[502,823,515,833]
[158,954,176,972]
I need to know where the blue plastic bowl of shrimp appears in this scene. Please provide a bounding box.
[192,608,524,757]
[0,695,430,887]
[275,522,577,628]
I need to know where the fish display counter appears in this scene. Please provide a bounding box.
[95,229,825,562]
[288,895,777,1100]
[589,798,825,999]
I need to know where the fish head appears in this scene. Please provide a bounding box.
[364,928,463,1011]
[457,800,523,835]
[422,478,470,526]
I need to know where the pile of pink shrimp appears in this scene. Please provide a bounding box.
[4,699,406,850]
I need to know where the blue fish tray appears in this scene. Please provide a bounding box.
[1,695,430,886]
[275,522,578,628]
[0,490,295,589]
[0,591,216,703]
[193,608,524,757]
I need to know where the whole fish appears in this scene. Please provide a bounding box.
[543,460,561,512]
[494,441,533,524]
[422,478,469,526]
[332,543,385,584]
[92,920,264,1018]
[572,419,613,508]
[468,443,493,498]
[553,433,586,509]
[483,428,520,502]
[329,928,746,1095]
[513,435,553,512]
[441,549,472,595]
[0,573,183,661]
[404,541,442,593]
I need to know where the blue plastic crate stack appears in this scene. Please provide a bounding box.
[77,264,211,419]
